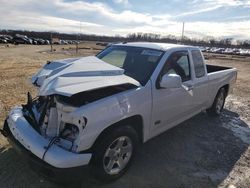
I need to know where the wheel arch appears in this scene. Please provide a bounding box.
[213,84,229,104]
[222,84,229,97]
[90,115,144,151]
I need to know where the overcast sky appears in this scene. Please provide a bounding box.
[0,0,250,39]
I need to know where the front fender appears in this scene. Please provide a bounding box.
[70,86,152,152]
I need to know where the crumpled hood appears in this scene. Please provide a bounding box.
[33,56,140,97]
[31,57,81,86]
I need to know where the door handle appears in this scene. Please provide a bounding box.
[182,84,194,91]
[185,85,194,91]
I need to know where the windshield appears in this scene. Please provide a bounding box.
[96,45,164,85]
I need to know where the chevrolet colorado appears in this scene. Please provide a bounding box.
[1,42,237,181]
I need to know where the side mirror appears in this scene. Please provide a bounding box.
[160,74,182,89]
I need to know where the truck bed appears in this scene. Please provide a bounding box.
[206,64,237,107]
[206,64,232,73]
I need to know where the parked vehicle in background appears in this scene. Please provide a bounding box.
[36,39,44,45]
[44,40,50,45]
[197,46,250,56]
[60,40,68,45]
[30,38,38,45]
[12,34,32,44]
[0,35,13,43]
[223,48,234,54]
[239,49,250,56]
[5,35,13,43]
[0,36,8,43]
[29,38,50,45]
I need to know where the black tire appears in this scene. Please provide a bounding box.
[207,87,226,116]
[91,126,138,182]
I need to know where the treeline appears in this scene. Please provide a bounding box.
[0,29,250,48]
[127,33,250,48]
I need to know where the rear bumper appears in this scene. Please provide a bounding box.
[3,106,92,168]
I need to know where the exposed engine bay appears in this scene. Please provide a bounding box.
[22,93,81,152]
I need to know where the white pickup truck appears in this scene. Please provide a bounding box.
[2,42,237,182]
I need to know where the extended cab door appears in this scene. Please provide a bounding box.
[190,50,209,110]
[151,50,197,136]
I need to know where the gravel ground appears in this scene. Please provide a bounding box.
[0,44,249,188]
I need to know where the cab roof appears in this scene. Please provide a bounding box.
[114,42,199,51]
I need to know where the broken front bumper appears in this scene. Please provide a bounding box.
[3,120,90,182]
[3,106,92,169]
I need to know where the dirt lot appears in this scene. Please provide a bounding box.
[0,43,249,188]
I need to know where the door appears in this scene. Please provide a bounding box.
[151,51,195,135]
[190,50,209,110]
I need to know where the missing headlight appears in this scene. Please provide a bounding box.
[60,123,79,141]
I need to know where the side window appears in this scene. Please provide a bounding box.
[162,51,191,82]
[101,50,127,67]
[192,50,205,78]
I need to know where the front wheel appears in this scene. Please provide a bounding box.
[207,88,226,116]
[91,126,138,182]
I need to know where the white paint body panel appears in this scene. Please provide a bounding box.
[6,42,237,168]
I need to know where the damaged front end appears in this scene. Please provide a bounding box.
[2,92,92,169]
[22,92,86,152]
[1,55,140,171]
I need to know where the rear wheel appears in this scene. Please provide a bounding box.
[207,88,226,116]
[91,126,138,182]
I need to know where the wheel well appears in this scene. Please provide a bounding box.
[91,115,143,151]
[221,84,229,96]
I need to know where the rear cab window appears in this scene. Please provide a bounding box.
[191,50,206,78]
